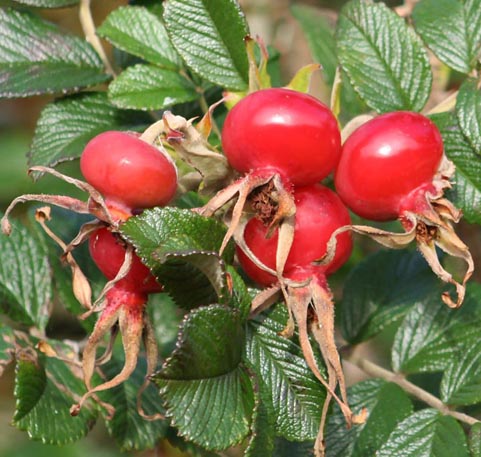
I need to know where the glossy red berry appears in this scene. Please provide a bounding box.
[89,227,161,294]
[335,111,443,221]
[222,88,341,186]
[236,184,352,286]
[80,131,177,214]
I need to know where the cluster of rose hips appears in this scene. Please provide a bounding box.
[1,82,472,456]
[213,87,473,453]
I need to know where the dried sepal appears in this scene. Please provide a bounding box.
[71,295,145,418]
[320,207,473,308]
[136,314,165,421]
[35,207,94,310]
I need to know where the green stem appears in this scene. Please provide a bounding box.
[79,0,115,76]
[345,355,479,426]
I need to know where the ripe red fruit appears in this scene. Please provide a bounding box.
[335,111,443,221]
[89,227,161,294]
[222,88,341,186]
[236,184,352,286]
[80,131,177,215]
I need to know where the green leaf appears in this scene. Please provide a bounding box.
[163,0,249,90]
[0,8,109,97]
[121,207,233,309]
[98,356,167,451]
[14,342,97,444]
[376,409,469,457]
[13,355,47,422]
[0,324,16,376]
[325,379,412,457]
[456,78,481,155]
[148,293,182,358]
[98,6,181,69]
[245,306,326,441]
[336,0,432,113]
[29,92,151,168]
[154,305,253,451]
[469,423,481,457]
[0,218,52,330]
[340,249,440,344]
[291,4,337,84]
[245,392,275,457]
[10,0,79,7]
[412,0,481,74]
[440,337,481,406]
[108,64,198,110]
[225,265,252,319]
[432,111,481,225]
[392,284,481,374]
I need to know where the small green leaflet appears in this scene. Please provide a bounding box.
[376,409,469,457]
[10,0,79,7]
[98,6,181,69]
[456,79,481,155]
[440,337,481,406]
[432,112,481,225]
[154,305,253,451]
[29,92,151,168]
[340,249,440,344]
[325,379,413,457]
[0,324,15,376]
[245,305,326,441]
[14,342,97,444]
[0,8,109,97]
[336,0,432,113]
[98,357,168,451]
[0,217,52,331]
[163,0,249,90]
[121,207,233,309]
[392,284,481,374]
[413,0,481,74]
[108,64,198,110]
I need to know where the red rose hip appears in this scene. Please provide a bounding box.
[222,88,341,186]
[335,111,443,221]
[80,131,177,214]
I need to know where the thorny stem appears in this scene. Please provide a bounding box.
[346,355,480,426]
[79,0,115,76]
